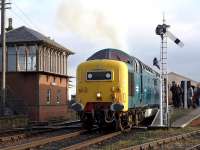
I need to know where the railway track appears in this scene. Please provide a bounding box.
[61,131,121,150]
[1,124,148,150]
[122,129,200,150]
[39,127,148,150]
[0,120,81,147]
[3,123,199,150]
[0,133,26,144]
[0,130,85,150]
[1,128,121,150]
[187,143,200,150]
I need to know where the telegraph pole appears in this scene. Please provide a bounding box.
[0,0,11,115]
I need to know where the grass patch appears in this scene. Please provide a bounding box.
[95,127,200,150]
[91,108,200,150]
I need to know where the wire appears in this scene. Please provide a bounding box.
[10,9,33,28]
[12,0,40,31]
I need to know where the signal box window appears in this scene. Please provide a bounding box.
[18,46,26,71]
[46,89,51,104]
[56,90,61,104]
[27,46,36,71]
[8,47,17,71]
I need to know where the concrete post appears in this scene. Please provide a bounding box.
[184,80,188,109]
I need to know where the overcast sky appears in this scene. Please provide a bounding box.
[6,0,200,94]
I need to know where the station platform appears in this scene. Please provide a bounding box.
[171,108,200,128]
[150,110,161,127]
[151,107,200,128]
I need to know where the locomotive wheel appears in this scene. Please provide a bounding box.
[118,113,133,132]
[96,110,106,128]
[81,114,93,130]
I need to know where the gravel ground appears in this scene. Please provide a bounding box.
[89,127,200,150]
[163,132,200,150]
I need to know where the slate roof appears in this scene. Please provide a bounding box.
[87,48,160,76]
[168,72,199,83]
[87,48,134,63]
[0,26,74,54]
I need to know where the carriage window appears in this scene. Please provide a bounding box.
[128,72,134,96]
[135,63,138,72]
[134,62,140,73]
[86,71,112,80]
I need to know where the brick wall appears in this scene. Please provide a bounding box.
[38,74,70,121]
[0,72,72,122]
[0,72,39,120]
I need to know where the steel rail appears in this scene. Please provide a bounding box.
[51,120,81,126]
[186,143,200,150]
[122,130,200,150]
[0,130,84,150]
[0,133,26,143]
[0,120,81,145]
[61,131,121,150]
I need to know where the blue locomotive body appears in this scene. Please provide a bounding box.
[88,48,161,109]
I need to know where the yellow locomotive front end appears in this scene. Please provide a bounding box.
[73,59,128,128]
[77,59,128,111]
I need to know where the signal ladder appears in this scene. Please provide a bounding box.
[160,31,169,126]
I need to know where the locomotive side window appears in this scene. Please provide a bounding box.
[154,79,158,86]
[135,63,138,72]
[128,72,134,96]
[86,71,112,80]
[134,60,140,73]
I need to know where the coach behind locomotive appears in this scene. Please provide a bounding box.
[72,48,160,131]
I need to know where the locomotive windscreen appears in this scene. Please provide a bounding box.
[86,71,112,80]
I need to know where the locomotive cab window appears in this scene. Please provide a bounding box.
[128,72,134,96]
[154,79,158,86]
[86,71,112,81]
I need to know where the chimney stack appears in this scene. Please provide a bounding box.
[6,18,13,31]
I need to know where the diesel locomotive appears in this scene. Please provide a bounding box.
[71,48,161,131]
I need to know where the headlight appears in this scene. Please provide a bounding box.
[87,73,93,79]
[97,92,101,98]
[105,72,111,79]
